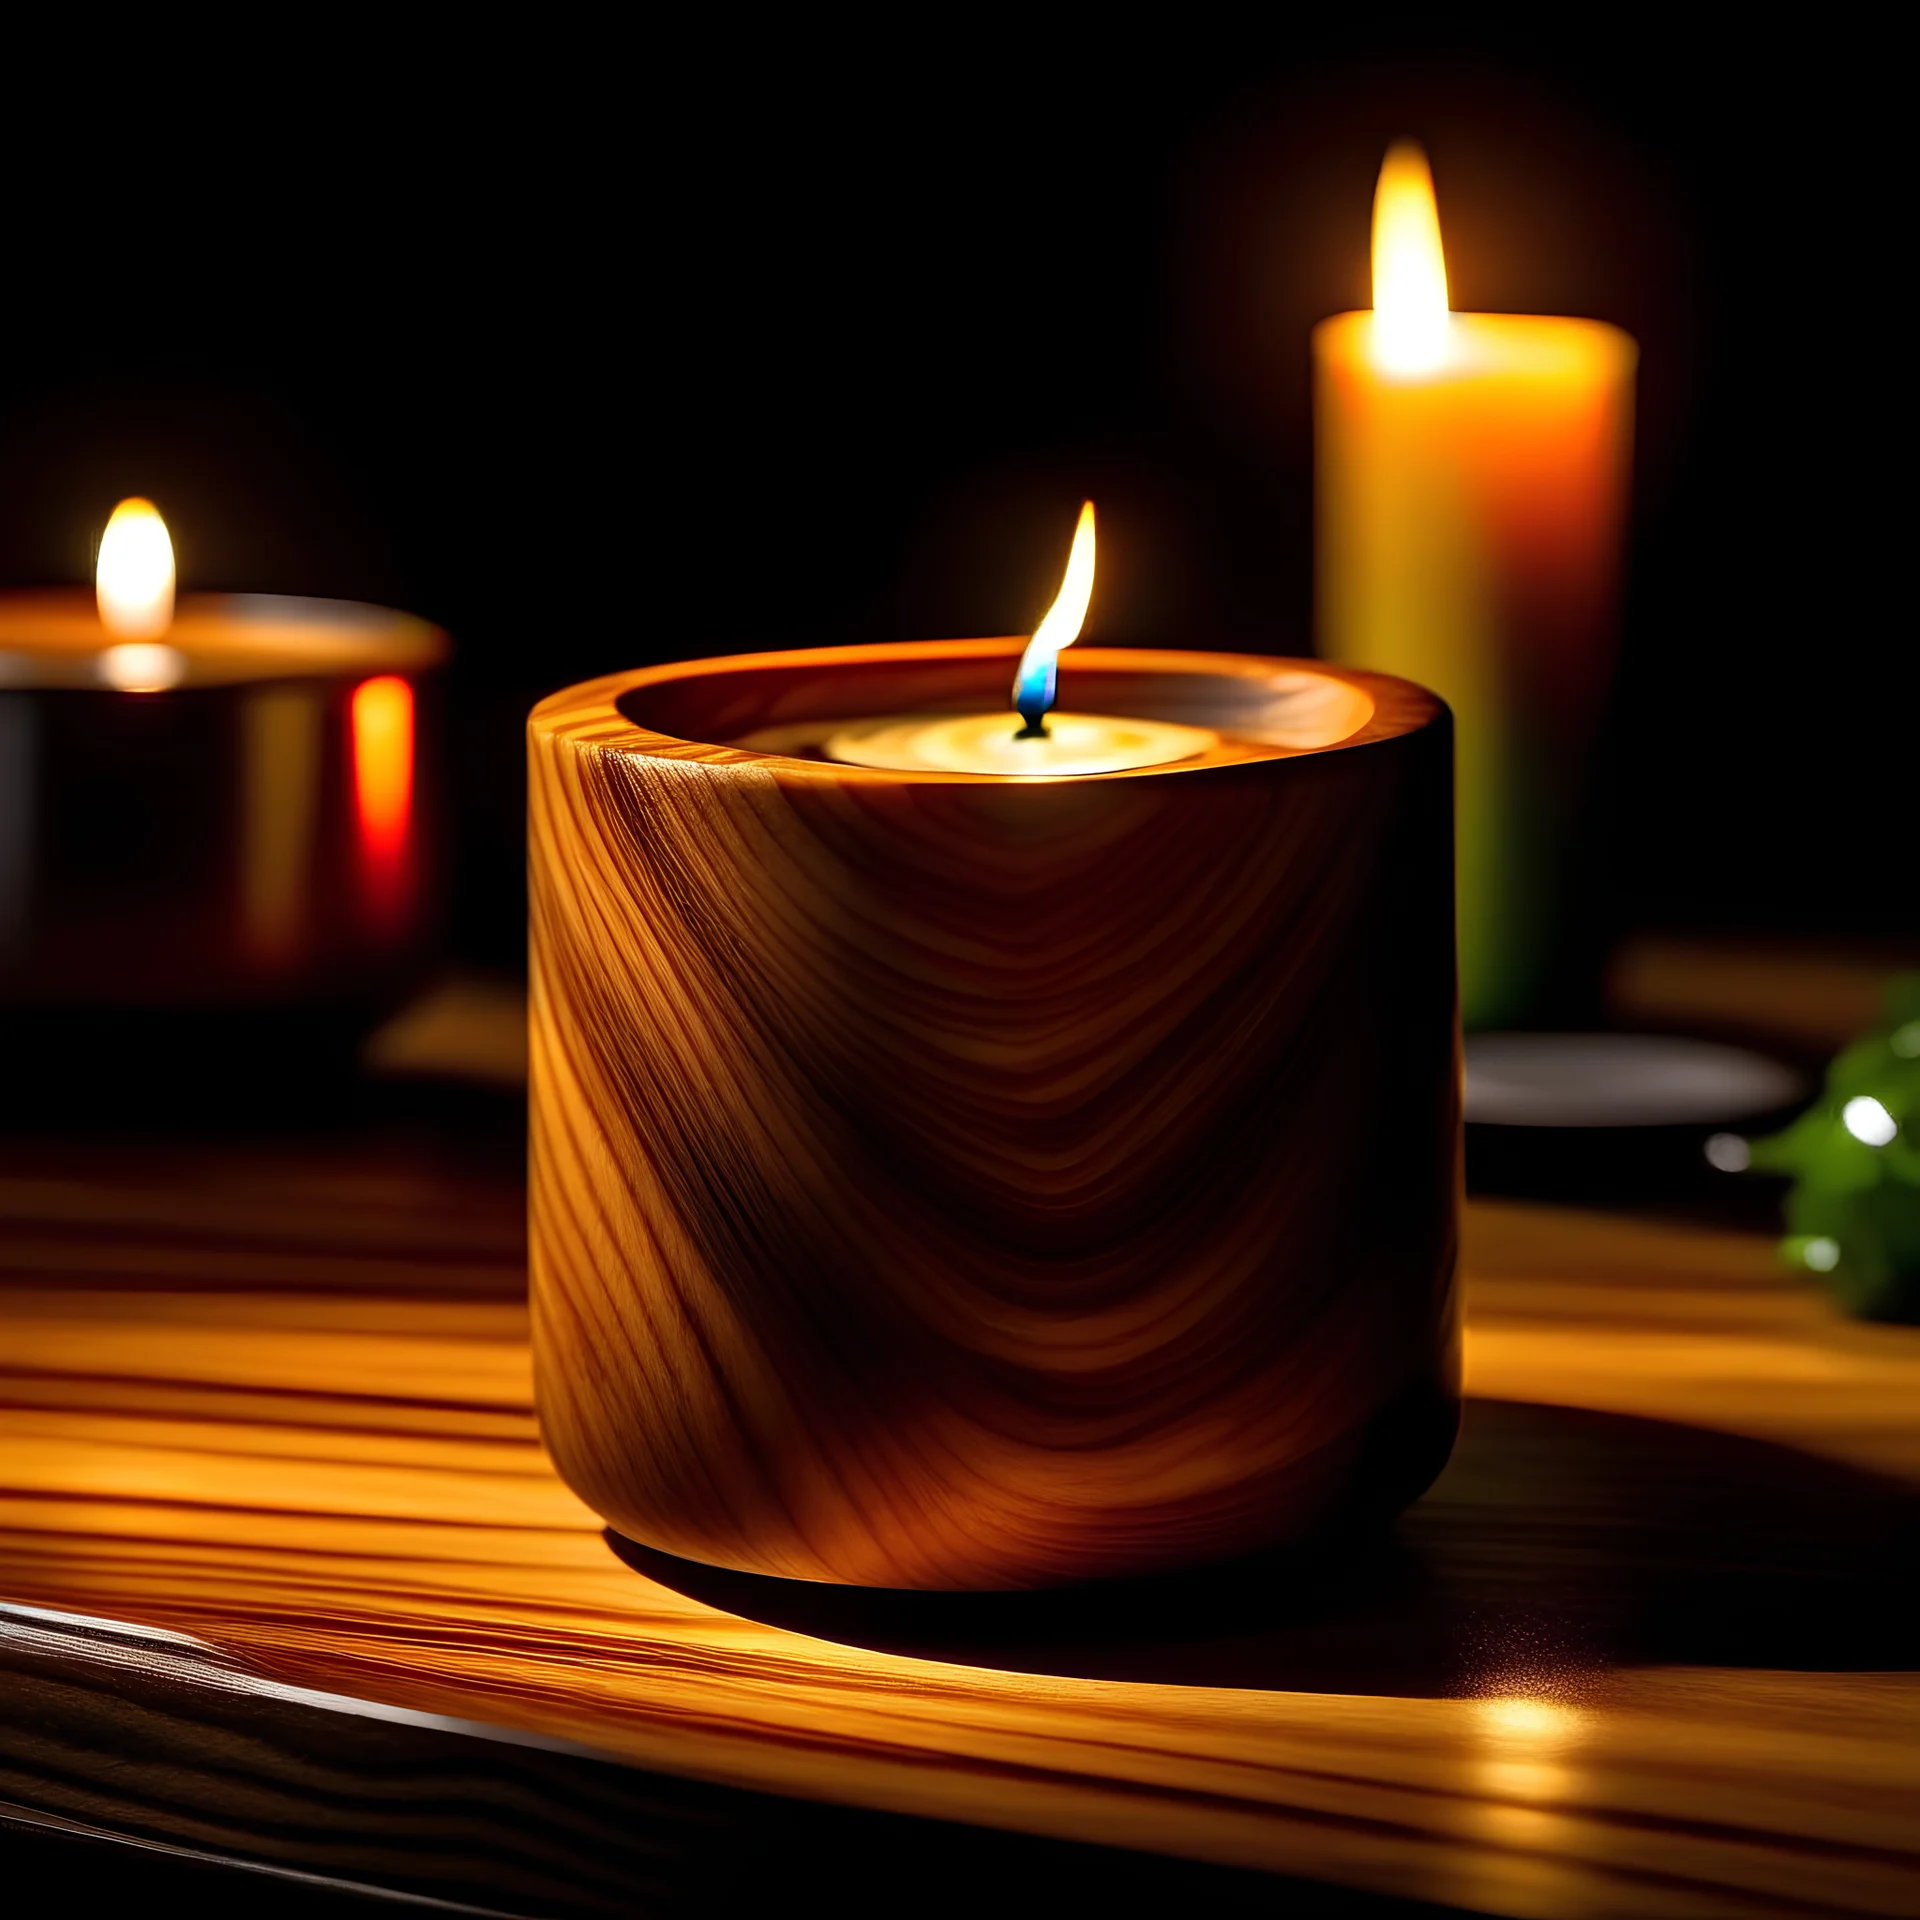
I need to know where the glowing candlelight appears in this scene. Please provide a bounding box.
[1012,499,1096,734]
[1315,142,1636,1026]
[1370,141,1450,378]
[0,514,447,1015]
[825,503,1213,777]
[95,498,185,691]
[352,673,414,922]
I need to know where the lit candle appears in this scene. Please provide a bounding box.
[528,626,1460,1589]
[821,504,1214,775]
[1314,142,1637,1028]
[0,498,447,1023]
[739,501,1365,775]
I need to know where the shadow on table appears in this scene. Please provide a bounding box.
[611,1398,1918,1697]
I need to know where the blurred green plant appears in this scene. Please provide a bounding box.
[1744,973,1920,1321]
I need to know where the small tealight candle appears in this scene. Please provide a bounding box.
[0,497,448,1032]
[823,708,1213,776]
[822,503,1216,777]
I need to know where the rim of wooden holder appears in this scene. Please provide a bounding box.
[530,640,1442,783]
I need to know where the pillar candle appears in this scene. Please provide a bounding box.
[1315,143,1636,1028]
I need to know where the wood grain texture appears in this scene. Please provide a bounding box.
[527,642,1460,1589]
[0,1139,1917,1917]
[0,1612,1454,1920]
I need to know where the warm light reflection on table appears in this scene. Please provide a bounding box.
[1,1161,1916,1919]
[352,673,415,921]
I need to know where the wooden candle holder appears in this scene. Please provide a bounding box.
[529,642,1459,1591]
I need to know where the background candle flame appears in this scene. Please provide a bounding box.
[1371,141,1451,377]
[1012,500,1096,732]
[95,498,177,641]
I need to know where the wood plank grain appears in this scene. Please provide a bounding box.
[0,1143,1915,1917]
[6,1609,1458,1918]
[1606,935,1920,1055]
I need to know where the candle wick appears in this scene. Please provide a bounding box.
[1011,653,1059,740]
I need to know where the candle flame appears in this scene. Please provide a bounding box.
[1012,500,1096,734]
[1371,141,1451,377]
[96,498,177,640]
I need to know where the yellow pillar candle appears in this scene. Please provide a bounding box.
[1314,142,1636,1028]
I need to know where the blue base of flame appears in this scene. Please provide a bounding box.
[1012,653,1058,737]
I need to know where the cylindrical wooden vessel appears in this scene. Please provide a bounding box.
[529,642,1459,1591]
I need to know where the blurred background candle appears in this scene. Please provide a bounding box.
[1315,142,1637,1029]
[0,498,448,1107]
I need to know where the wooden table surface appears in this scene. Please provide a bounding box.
[1,1104,1916,1918]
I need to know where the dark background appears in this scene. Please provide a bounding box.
[0,22,1901,975]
